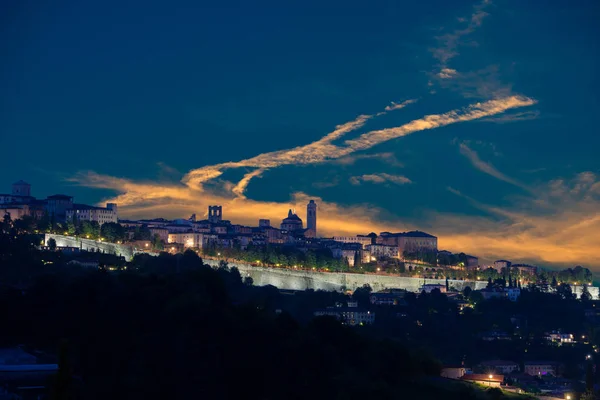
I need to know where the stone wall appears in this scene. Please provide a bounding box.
[204,259,488,293]
[44,234,134,261]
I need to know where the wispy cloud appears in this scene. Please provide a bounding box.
[437,68,458,79]
[430,0,492,72]
[331,152,404,167]
[383,99,418,112]
[438,172,600,267]
[350,173,412,186]
[458,142,531,192]
[183,95,533,197]
[480,110,541,124]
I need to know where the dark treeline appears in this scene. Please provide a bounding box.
[0,235,502,400]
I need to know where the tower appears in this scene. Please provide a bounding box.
[307,200,317,237]
[12,180,31,197]
[208,205,222,223]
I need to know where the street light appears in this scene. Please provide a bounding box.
[488,374,493,387]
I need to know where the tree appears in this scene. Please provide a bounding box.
[243,276,254,286]
[152,234,164,250]
[100,222,126,243]
[551,276,558,288]
[48,237,57,251]
[2,213,12,234]
[463,286,472,298]
[445,277,449,292]
[487,277,493,288]
[556,283,576,300]
[581,285,592,302]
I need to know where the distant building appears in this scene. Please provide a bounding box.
[333,236,372,249]
[480,360,519,374]
[259,219,271,227]
[524,361,561,377]
[66,203,118,225]
[480,287,507,300]
[207,205,223,223]
[494,260,512,272]
[465,255,479,268]
[45,194,74,222]
[68,259,100,269]
[370,292,405,306]
[366,244,399,259]
[306,200,317,237]
[0,180,35,205]
[167,232,217,249]
[506,287,521,302]
[377,231,438,254]
[281,209,304,232]
[544,331,575,344]
[314,304,375,326]
[513,264,538,276]
[420,283,447,293]
[460,374,504,388]
[441,367,467,379]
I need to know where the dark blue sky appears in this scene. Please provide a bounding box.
[1,0,599,267]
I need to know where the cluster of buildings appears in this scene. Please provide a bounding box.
[2,179,550,275]
[0,180,118,225]
[119,199,441,267]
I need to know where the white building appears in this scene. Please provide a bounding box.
[545,331,575,344]
[167,232,217,249]
[66,203,118,225]
[366,244,399,259]
[333,236,372,248]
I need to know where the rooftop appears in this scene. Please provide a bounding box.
[379,230,436,238]
[13,180,30,186]
[47,194,73,200]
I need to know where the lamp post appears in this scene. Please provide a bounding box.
[488,374,493,387]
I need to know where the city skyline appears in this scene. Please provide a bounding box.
[2,0,599,268]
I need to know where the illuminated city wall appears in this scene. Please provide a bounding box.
[44,234,134,261]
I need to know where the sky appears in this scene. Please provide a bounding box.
[1,0,599,269]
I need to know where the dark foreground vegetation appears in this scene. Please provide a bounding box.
[0,233,532,399]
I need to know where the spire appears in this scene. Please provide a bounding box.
[288,209,293,217]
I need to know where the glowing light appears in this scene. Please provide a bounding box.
[145,243,149,247]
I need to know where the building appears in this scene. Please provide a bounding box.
[480,360,520,374]
[259,219,271,227]
[466,255,479,268]
[0,180,35,205]
[314,304,375,326]
[506,287,521,302]
[480,287,507,300]
[306,200,317,237]
[366,244,399,259]
[208,205,223,223]
[460,374,504,388]
[494,260,512,272]
[370,292,405,306]
[420,283,447,293]
[66,203,118,225]
[280,209,304,232]
[544,331,575,344]
[524,362,561,377]
[45,194,74,222]
[149,227,169,242]
[441,367,467,379]
[513,264,538,276]
[167,232,217,249]
[333,236,373,249]
[377,231,438,254]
